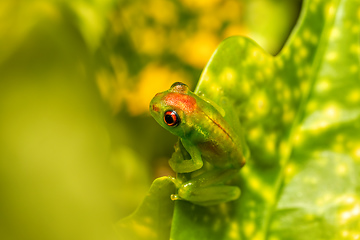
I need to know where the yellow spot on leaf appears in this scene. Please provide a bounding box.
[330,28,340,39]
[283,89,292,101]
[325,105,339,118]
[210,84,221,95]
[333,143,344,152]
[261,186,275,204]
[299,47,309,58]
[336,163,348,176]
[264,67,273,77]
[249,177,261,190]
[316,79,330,92]
[283,110,295,123]
[265,139,276,154]
[294,37,302,47]
[326,51,337,61]
[228,221,239,239]
[326,3,336,18]
[243,221,255,237]
[220,68,236,85]
[310,2,317,12]
[281,47,291,59]
[353,147,360,161]
[306,100,318,112]
[347,90,360,102]
[303,29,311,40]
[285,163,296,179]
[280,141,290,159]
[252,49,265,62]
[293,131,303,145]
[132,221,157,238]
[305,214,315,221]
[253,92,269,115]
[252,232,265,240]
[340,204,360,223]
[300,81,310,93]
[241,165,250,177]
[240,79,251,96]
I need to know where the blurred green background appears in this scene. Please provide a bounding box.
[0,0,301,239]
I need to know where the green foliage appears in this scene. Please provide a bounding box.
[118,0,360,239]
[0,1,303,240]
[116,177,176,240]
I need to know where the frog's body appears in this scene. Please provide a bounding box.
[150,82,248,206]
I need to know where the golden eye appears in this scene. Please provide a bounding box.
[164,110,180,127]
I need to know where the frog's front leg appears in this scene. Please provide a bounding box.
[169,139,203,173]
[172,169,241,206]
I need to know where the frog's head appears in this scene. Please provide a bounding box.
[149,82,197,138]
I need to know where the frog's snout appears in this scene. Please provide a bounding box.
[150,93,161,113]
[150,90,169,115]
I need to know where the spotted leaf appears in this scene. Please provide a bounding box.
[171,0,360,239]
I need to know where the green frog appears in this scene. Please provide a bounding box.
[150,82,249,206]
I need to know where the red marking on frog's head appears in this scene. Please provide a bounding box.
[162,92,197,113]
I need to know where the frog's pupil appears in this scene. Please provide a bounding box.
[165,114,174,124]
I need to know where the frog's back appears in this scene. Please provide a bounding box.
[193,37,270,160]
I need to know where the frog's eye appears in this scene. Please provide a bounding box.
[164,110,180,127]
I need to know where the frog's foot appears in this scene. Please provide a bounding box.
[170,168,241,206]
[170,194,181,201]
[169,159,203,173]
[177,185,240,206]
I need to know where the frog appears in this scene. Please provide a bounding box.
[149,81,249,206]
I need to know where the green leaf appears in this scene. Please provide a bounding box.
[171,0,360,239]
[115,176,176,240]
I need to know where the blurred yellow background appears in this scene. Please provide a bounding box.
[0,0,301,239]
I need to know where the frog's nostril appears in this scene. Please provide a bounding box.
[152,104,160,112]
